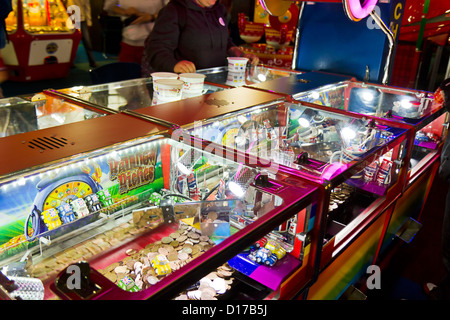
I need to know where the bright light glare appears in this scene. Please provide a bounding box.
[298,118,311,128]
[228,181,245,197]
[177,162,191,175]
[310,91,320,100]
[361,91,374,102]
[50,113,65,124]
[341,127,357,140]
[237,115,247,124]
[400,99,412,109]
[257,73,267,82]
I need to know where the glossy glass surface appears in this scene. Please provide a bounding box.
[294,80,447,181]
[0,95,104,138]
[198,65,300,87]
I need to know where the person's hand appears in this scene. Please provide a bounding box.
[124,6,139,16]
[174,60,196,73]
[130,12,155,24]
[244,53,259,66]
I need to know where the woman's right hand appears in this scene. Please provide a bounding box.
[174,60,196,73]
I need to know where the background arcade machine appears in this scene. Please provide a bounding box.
[238,1,299,69]
[1,0,81,82]
[291,0,403,85]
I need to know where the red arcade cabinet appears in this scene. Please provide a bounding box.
[1,0,81,82]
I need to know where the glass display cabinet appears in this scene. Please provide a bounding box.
[0,110,324,300]
[294,80,447,190]
[181,97,415,299]
[293,80,448,268]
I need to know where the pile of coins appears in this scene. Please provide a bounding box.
[99,223,217,292]
[329,184,354,212]
[30,221,145,281]
[174,264,235,300]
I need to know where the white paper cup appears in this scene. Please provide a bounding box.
[179,73,206,97]
[227,57,249,72]
[151,72,178,91]
[154,79,184,102]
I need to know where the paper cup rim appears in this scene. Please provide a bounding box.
[179,73,206,79]
[151,72,178,78]
[227,57,249,62]
[154,79,184,85]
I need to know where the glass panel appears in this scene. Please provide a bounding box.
[294,81,447,182]
[5,5,18,33]
[21,0,73,34]
[0,95,106,138]
[60,78,226,110]
[197,65,301,87]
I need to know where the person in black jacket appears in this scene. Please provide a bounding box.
[142,0,258,75]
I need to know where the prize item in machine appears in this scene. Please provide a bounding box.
[1,0,81,81]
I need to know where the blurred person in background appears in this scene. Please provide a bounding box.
[107,0,168,64]
[66,0,97,69]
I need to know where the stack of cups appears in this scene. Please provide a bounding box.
[226,57,248,87]
[151,72,183,104]
[151,72,207,104]
[179,73,206,98]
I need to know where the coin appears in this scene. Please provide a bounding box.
[176,235,187,242]
[162,237,173,244]
[217,269,233,277]
[178,252,189,260]
[105,271,117,283]
[191,246,200,255]
[126,260,136,270]
[205,272,218,279]
[167,252,179,261]
[200,291,215,300]
[114,266,128,274]
[170,232,181,239]
[158,247,169,256]
[207,212,218,221]
[200,286,216,297]
[147,276,158,285]
[188,232,200,240]
[187,290,201,300]
[126,248,137,256]
[181,247,192,254]
[211,277,226,294]
[117,273,128,281]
